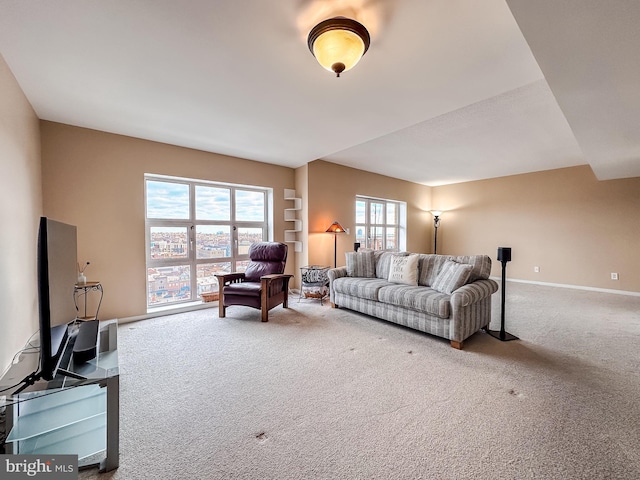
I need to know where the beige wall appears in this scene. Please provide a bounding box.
[433,165,640,293]
[40,122,295,320]
[0,54,42,372]
[306,160,433,269]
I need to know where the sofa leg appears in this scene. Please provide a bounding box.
[450,340,463,350]
[261,309,269,322]
[331,302,338,309]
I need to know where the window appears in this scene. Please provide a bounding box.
[145,175,271,309]
[355,196,406,251]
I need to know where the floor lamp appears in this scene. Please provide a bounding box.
[431,211,441,254]
[326,221,346,268]
[487,247,519,341]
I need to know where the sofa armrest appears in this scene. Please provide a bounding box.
[327,267,348,282]
[449,279,499,343]
[327,267,348,306]
[451,279,499,307]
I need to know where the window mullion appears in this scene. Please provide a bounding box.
[189,185,196,299]
[230,187,237,262]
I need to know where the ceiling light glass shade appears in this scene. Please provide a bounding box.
[313,29,365,74]
[308,17,370,77]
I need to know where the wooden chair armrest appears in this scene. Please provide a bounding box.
[261,274,293,295]
[261,274,294,281]
[215,272,246,285]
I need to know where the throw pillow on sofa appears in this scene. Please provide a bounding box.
[375,251,410,280]
[431,260,473,294]
[346,250,376,278]
[388,254,419,286]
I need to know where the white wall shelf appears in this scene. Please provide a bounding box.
[284,189,302,252]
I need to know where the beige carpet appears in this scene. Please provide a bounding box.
[81,282,640,479]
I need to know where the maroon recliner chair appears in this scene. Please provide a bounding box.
[215,242,293,322]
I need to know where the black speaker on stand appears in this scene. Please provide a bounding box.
[487,247,519,342]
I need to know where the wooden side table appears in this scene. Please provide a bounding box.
[74,281,104,321]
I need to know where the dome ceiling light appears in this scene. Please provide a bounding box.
[307,16,371,77]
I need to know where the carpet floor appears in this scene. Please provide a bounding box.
[80,282,640,479]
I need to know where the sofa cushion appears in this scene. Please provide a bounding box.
[431,260,473,294]
[451,255,492,282]
[332,277,390,301]
[388,254,419,286]
[378,285,451,318]
[375,251,409,280]
[416,254,492,286]
[346,250,376,278]
[417,255,454,286]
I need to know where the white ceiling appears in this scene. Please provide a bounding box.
[0,0,638,186]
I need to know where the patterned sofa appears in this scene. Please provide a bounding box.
[328,251,498,349]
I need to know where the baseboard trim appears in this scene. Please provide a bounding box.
[120,301,216,324]
[490,277,640,297]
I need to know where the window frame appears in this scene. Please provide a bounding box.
[145,174,271,310]
[355,195,407,251]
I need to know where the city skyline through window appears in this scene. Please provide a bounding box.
[145,176,270,309]
[355,196,406,251]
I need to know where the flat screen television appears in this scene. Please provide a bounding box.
[36,217,78,380]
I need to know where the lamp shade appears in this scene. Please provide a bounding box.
[326,221,346,234]
[308,17,370,77]
[326,221,346,268]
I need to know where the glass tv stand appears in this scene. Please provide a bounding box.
[0,319,119,472]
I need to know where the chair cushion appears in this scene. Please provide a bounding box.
[224,282,262,297]
[244,242,288,281]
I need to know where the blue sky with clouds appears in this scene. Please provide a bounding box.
[147,181,189,219]
[147,180,265,222]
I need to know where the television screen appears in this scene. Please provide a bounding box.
[37,217,78,380]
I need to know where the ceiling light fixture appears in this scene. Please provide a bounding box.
[307,17,370,77]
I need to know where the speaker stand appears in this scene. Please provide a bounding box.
[487,329,519,341]
[486,260,519,342]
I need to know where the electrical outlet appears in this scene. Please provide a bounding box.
[611,273,619,280]
[534,266,540,273]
